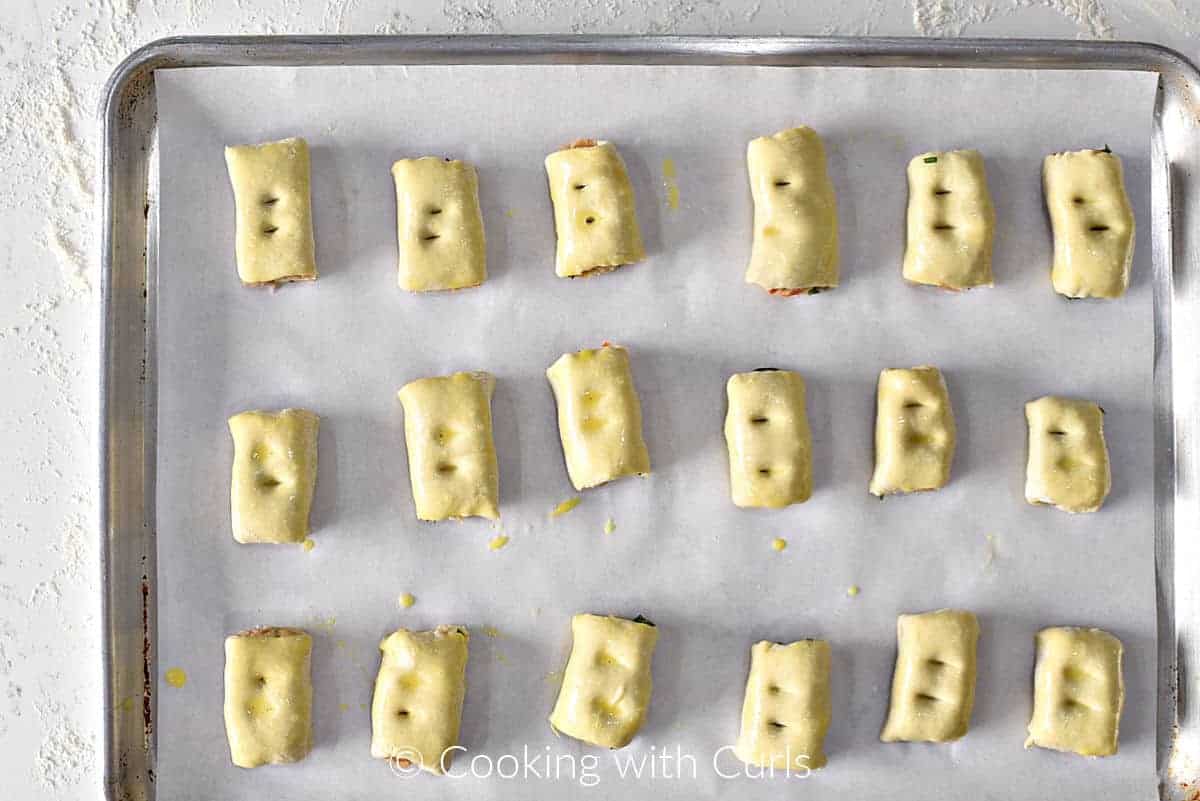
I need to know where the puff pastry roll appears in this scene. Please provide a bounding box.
[1025,396,1111,513]
[224,137,317,285]
[397,372,500,521]
[1026,626,1124,757]
[549,613,658,749]
[869,366,956,497]
[371,625,469,774]
[735,639,831,771]
[223,627,313,768]
[745,126,839,295]
[546,344,650,490]
[545,140,645,278]
[902,150,995,290]
[228,409,319,544]
[392,157,487,292]
[1044,149,1135,299]
[724,369,812,508]
[881,609,979,743]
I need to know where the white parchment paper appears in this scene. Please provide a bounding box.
[154,64,1158,800]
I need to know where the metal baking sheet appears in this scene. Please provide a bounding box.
[99,37,1200,801]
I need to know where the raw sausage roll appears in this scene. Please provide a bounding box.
[902,149,995,290]
[881,609,979,743]
[549,613,658,749]
[224,137,318,285]
[371,625,470,774]
[228,408,320,544]
[545,140,645,278]
[1043,148,1135,299]
[1026,626,1123,757]
[1025,395,1111,513]
[546,344,651,490]
[745,126,839,295]
[869,366,956,497]
[223,627,313,768]
[724,369,812,508]
[735,639,832,771]
[397,371,500,521]
[392,157,487,292]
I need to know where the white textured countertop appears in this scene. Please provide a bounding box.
[1,0,1196,798]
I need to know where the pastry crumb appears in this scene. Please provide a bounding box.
[488,534,510,551]
[398,592,416,609]
[772,537,787,552]
[301,538,315,552]
[847,585,861,597]
[551,497,581,517]
[164,667,187,688]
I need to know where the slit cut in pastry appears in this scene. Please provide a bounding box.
[735,639,832,771]
[546,344,650,490]
[545,140,645,278]
[1026,626,1123,757]
[869,366,955,497]
[228,409,319,544]
[745,126,839,296]
[397,371,500,521]
[724,369,813,508]
[902,149,995,291]
[549,613,658,748]
[881,609,979,743]
[1043,148,1135,299]
[224,137,318,286]
[1025,395,1111,513]
[224,626,313,768]
[392,157,487,291]
[371,625,469,774]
